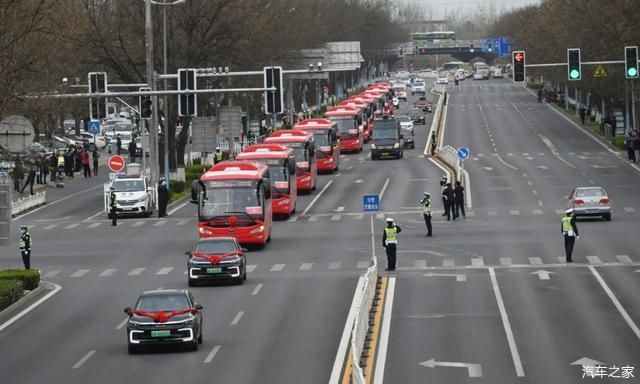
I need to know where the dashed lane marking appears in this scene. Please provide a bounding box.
[270,264,285,272]
[251,283,263,295]
[131,221,145,227]
[300,263,313,271]
[70,269,90,278]
[499,257,513,266]
[176,219,190,226]
[443,259,455,267]
[617,255,633,264]
[128,268,145,276]
[155,267,173,275]
[246,264,257,273]
[64,223,80,230]
[87,222,101,229]
[331,214,342,221]
[43,224,57,230]
[623,207,636,213]
[204,345,222,364]
[414,260,427,269]
[329,262,341,270]
[43,270,61,278]
[99,269,117,277]
[586,256,603,264]
[153,220,167,226]
[529,257,543,265]
[471,257,485,266]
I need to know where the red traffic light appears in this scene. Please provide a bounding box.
[514,52,524,62]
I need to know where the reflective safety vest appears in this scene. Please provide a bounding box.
[58,156,65,166]
[19,233,30,249]
[215,151,223,161]
[561,216,573,234]
[421,199,431,215]
[385,226,398,244]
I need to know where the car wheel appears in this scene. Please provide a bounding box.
[189,339,199,351]
[604,213,611,221]
[243,267,247,281]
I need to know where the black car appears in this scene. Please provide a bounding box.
[124,289,203,353]
[187,237,247,286]
[401,127,415,149]
[371,117,403,160]
[408,110,426,125]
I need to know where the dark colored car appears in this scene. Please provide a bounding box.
[124,289,203,353]
[187,237,247,286]
[371,117,403,160]
[408,110,426,125]
[401,127,415,149]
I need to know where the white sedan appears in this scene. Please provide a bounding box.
[436,76,449,85]
[80,132,107,149]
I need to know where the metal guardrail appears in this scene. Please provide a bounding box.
[11,191,46,216]
[350,258,377,383]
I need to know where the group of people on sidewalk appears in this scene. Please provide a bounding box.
[624,129,640,163]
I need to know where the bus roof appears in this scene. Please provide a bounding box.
[264,129,313,143]
[236,150,292,161]
[202,160,268,180]
[324,106,359,117]
[338,100,366,109]
[293,118,336,130]
[242,143,291,153]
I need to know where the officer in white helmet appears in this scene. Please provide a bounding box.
[382,217,402,271]
[214,146,223,164]
[561,208,579,262]
[419,191,432,237]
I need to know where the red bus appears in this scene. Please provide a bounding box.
[338,100,371,141]
[190,161,272,246]
[264,130,318,193]
[349,95,377,140]
[293,118,340,173]
[236,144,297,218]
[363,90,393,116]
[324,106,364,153]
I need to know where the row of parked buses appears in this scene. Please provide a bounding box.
[189,82,395,248]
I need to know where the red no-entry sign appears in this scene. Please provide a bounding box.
[108,155,126,172]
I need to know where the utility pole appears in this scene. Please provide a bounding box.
[145,0,159,185]
[163,5,170,182]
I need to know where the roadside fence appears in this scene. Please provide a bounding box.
[11,192,46,217]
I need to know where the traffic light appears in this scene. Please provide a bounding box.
[469,43,474,53]
[488,43,492,52]
[178,68,198,117]
[625,46,638,79]
[139,87,152,120]
[567,48,581,81]
[264,66,283,114]
[88,72,107,120]
[512,50,526,83]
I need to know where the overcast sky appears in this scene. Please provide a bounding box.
[414,0,542,18]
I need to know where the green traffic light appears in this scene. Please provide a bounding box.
[570,69,580,79]
[628,67,638,77]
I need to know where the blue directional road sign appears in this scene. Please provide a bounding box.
[87,120,101,134]
[363,194,380,212]
[457,147,470,160]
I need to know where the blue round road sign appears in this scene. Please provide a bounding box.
[457,147,470,160]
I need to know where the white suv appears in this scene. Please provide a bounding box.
[105,175,154,218]
[411,82,426,95]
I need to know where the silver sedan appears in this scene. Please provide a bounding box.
[567,187,612,221]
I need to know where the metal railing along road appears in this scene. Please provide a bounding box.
[11,192,46,216]
[350,259,377,383]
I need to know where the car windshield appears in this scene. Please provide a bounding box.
[136,294,190,312]
[194,240,237,254]
[401,127,412,135]
[112,179,145,192]
[575,188,605,198]
[372,126,398,140]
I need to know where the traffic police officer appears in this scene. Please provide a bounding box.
[561,208,579,262]
[382,218,402,271]
[157,177,169,217]
[214,147,223,164]
[420,192,432,237]
[18,226,32,269]
[440,175,448,217]
[109,186,118,226]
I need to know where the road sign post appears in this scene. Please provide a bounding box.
[457,147,469,184]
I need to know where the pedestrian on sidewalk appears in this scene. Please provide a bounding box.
[116,134,122,155]
[579,105,586,125]
[18,226,31,269]
[92,149,100,176]
[49,155,57,183]
[128,140,137,163]
[81,149,91,177]
[73,147,81,173]
[21,165,36,195]
[561,208,579,262]
[624,131,636,163]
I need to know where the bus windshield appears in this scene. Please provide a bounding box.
[280,142,308,162]
[331,118,357,134]
[312,132,330,148]
[200,180,261,220]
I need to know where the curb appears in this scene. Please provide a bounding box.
[0,280,61,333]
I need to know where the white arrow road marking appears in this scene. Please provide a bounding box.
[419,359,483,378]
[531,270,554,280]
[571,357,606,374]
[423,273,466,282]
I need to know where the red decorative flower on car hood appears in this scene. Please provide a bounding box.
[191,250,243,264]
[132,307,198,323]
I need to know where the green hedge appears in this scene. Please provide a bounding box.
[612,136,625,150]
[0,279,24,311]
[170,180,186,193]
[0,269,40,290]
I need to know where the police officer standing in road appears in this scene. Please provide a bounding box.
[214,147,223,164]
[382,218,402,271]
[109,186,118,226]
[158,177,169,218]
[440,175,448,217]
[18,226,31,269]
[453,181,466,219]
[420,192,432,237]
[561,208,579,262]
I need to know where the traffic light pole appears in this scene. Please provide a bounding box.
[144,0,159,185]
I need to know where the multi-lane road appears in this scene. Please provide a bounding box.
[1,77,638,384]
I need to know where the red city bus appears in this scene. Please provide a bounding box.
[339,100,371,141]
[236,144,297,218]
[324,106,364,153]
[293,118,340,173]
[349,95,377,140]
[264,130,318,193]
[361,91,392,116]
[190,161,272,246]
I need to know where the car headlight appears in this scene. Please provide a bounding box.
[393,143,400,149]
[135,196,147,203]
[250,225,264,234]
[220,256,242,264]
[371,143,377,149]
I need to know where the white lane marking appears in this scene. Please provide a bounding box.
[246,264,257,272]
[72,350,96,369]
[510,210,520,215]
[251,283,263,296]
[167,201,188,216]
[87,222,101,229]
[489,268,525,377]
[329,276,366,384]
[308,215,319,222]
[354,213,364,220]
[555,209,565,215]
[589,266,640,341]
[414,260,427,269]
[128,268,145,276]
[373,277,396,384]
[537,200,543,207]
[14,183,105,219]
[494,154,518,170]
[70,269,90,278]
[153,220,167,226]
[331,214,342,221]
[379,177,391,201]
[300,263,313,271]
[499,257,513,266]
[471,257,484,266]
[115,316,129,330]
[375,212,385,219]
[558,257,566,263]
[230,311,244,326]
[336,206,345,212]
[155,267,173,275]
[131,221,145,227]
[443,259,455,267]
[354,179,364,184]
[529,257,543,266]
[357,261,370,269]
[0,282,61,333]
[177,219,190,226]
[533,209,543,215]
[301,180,333,216]
[287,216,298,223]
[616,255,633,264]
[43,270,61,278]
[538,134,577,168]
[43,224,57,230]
[270,264,285,272]
[82,210,103,223]
[623,207,636,213]
[335,173,342,177]
[99,268,117,277]
[586,256,603,264]
[328,262,341,270]
[532,190,538,196]
[204,345,222,364]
